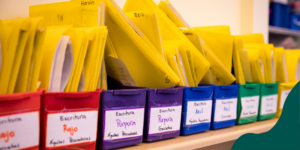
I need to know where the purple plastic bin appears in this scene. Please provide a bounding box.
[97,86,148,150]
[143,87,184,142]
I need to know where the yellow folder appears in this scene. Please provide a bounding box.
[274,47,289,83]
[232,36,246,84]
[245,44,275,83]
[0,18,31,94]
[193,25,231,35]
[14,17,46,93]
[241,33,265,44]
[39,27,76,92]
[123,0,210,84]
[247,48,265,83]
[285,50,300,82]
[126,11,165,58]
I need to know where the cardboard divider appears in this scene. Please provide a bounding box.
[97,87,148,150]
[180,86,214,135]
[258,83,279,121]
[143,87,184,142]
[0,89,44,150]
[276,81,298,117]
[40,90,102,150]
[236,83,261,125]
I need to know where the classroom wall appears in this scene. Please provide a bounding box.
[0,0,268,40]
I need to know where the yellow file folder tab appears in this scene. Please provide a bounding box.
[245,44,275,83]
[0,18,31,94]
[193,26,231,35]
[102,0,180,88]
[39,27,75,92]
[247,48,265,83]
[274,47,289,83]
[180,28,235,85]
[195,30,234,72]
[14,17,46,93]
[126,11,165,59]
[285,50,300,82]
[158,0,191,28]
[123,0,210,84]
[240,33,265,44]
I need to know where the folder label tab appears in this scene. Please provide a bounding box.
[214,98,237,122]
[185,100,212,125]
[240,96,259,118]
[104,108,144,141]
[46,110,98,147]
[148,106,182,134]
[0,111,39,149]
[260,94,278,115]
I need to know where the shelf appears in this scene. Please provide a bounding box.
[269,26,300,37]
[118,118,278,150]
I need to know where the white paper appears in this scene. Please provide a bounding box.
[0,112,39,149]
[260,94,278,115]
[240,96,260,118]
[296,59,300,80]
[271,52,275,83]
[104,108,145,141]
[214,98,237,122]
[178,52,189,87]
[282,54,289,82]
[185,100,212,125]
[46,111,98,148]
[148,106,182,134]
[280,90,291,109]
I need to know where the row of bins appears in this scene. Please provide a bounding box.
[0,82,297,150]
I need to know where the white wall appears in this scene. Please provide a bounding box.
[0,0,267,37]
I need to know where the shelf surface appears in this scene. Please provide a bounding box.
[118,118,278,150]
[269,26,300,37]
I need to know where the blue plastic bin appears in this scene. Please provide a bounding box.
[290,13,300,31]
[203,84,239,130]
[270,2,291,28]
[180,86,214,135]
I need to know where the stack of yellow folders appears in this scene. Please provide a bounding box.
[157,0,236,85]
[0,17,46,94]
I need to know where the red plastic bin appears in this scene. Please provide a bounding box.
[0,89,44,150]
[40,90,102,150]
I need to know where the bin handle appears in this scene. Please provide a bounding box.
[294,18,300,26]
[191,87,209,92]
[220,86,235,90]
[0,94,30,101]
[55,92,94,99]
[244,84,256,89]
[157,89,178,94]
[113,90,140,95]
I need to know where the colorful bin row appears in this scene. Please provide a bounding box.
[0,82,297,149]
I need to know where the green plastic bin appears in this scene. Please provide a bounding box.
[258,82,279,120]
[237,83,261,125]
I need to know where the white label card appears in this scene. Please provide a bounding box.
[46,110,98,148]
[104,108,145,141]
[260,95,278,115]
[280,90,291,109]
[186,100,212,125]
[149,106,182,134]
[0,111,39,150]
[240,96,260,118]
[214,98,237,122]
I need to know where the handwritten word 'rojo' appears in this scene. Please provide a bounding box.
[0,130,15,143]
[63,124,78,136]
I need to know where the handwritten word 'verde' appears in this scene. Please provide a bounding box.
[63,124,78,136]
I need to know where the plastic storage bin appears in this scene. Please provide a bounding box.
[270,2,291,28]
[0,90,43,150]
[258,83,279,121]
[290,13,300,31]
[97,87,148,150]
[40,90,102,150]
[143,87,184,142]
[180,86,213,135]
[276,81,298,117]
[236,84,261,125]
[209,84,239,130]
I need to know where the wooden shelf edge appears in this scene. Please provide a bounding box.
[269,26,300,37]
[118,118,278,150]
